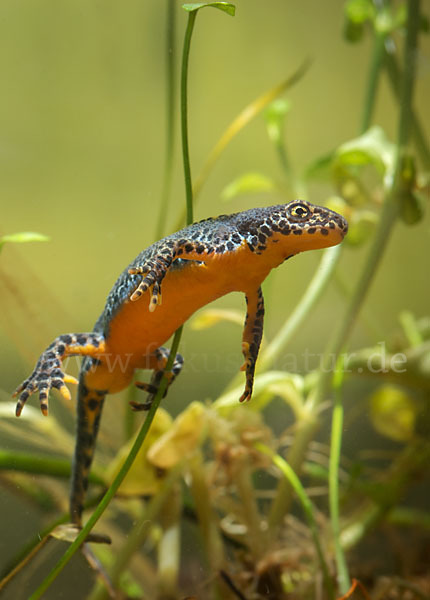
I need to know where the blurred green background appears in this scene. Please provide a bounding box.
[0,1,429,595]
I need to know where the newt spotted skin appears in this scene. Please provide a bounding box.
[14,200,347,524]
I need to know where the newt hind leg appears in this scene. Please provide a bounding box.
[239,286,265,402]
[130,346,184,411]
[14,333,106,416]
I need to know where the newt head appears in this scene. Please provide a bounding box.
[280,199,348,250]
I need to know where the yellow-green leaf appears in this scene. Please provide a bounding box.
[369,385,417,442]
[105,408,173,496]
[191,308,244,330]
[147,402,207,469]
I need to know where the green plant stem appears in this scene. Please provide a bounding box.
[267,411,318,531]
[235,458,265,560]
[360,31,386,133]
[0,537,51,594]
[155,0,177,240]
[189,452,224,570]
[329,359,350,594]
[0,451,104,485]
[0,492,104,591]
[181,10,197,225]
[29,329,183,600]
[267,0,421,533]
[384,50,430,168]
[256,444,334,600]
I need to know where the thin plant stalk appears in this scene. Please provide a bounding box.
[360,31,386,133]
[0,537,51,594]
[0,490,105,592]
[329,357,350,594]
[384,50,430,168]
[234,458,266,560]
[189,452,224,570]
[256,443,334,600]
[0,451,104,485]
[181,9,197,225]
[155,0,177,240]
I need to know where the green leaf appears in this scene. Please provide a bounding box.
[106,408,173,496]
[147,402,207,469]
[334,126,395,177]
[344,0,375,25]
[221,172,275,200]
[182,2,235,16]
[0,231,50,245]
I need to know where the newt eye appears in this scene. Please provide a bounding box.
[287,203,310,220]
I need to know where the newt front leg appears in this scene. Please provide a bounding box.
[14,333,106,416]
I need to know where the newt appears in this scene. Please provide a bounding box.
[14,200,348,524]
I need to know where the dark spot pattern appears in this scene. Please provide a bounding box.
[14,199,347,526]
[98,200,347,328]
